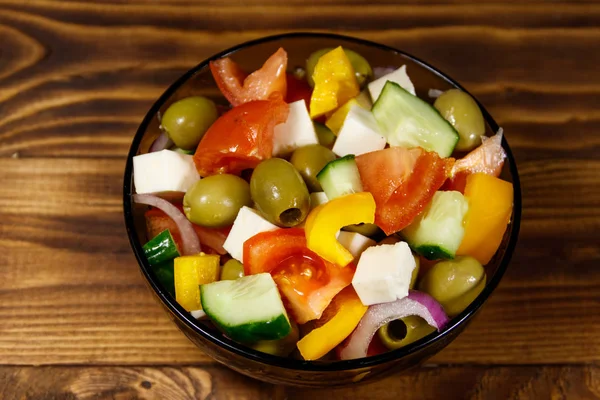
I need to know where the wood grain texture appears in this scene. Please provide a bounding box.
[0,156,598,365]
[1,365,599,400]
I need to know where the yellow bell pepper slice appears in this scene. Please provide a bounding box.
[297,287,367,360]
[309,47,360,118]
[325,98,359,135]
[456,173,514,265]
[305,192,376,267]
[174,253,220,311]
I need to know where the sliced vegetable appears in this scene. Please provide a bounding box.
[317,155,363,200]
[446,130,506,193]
[200,273,292,342]
[338,290,450,360]
[149,131,172,153]
[151,259,176,297]
[193,95,289,177]
[456,173,513,264]
[174,253,220,311]
[372,82,459,158]
[143,229,180,266]
[355,147,454,235]
[418,256,486,317]
[210,48,287,106]
[325,98,359,135]
[285,73,312,105]
[297,287,367,360]
[305,192,376,267]
[144,206,228,255]
[134,194,201,256]
[377,316,435,350]
[402,191,469,260]
[249,320,300,357]
[309,47,360,118]
[243,228,354,324]
[306,47,373,88]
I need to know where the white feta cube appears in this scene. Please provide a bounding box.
[336,231,376,260]
[133,149,200,194]
[223,206,279,262]
[352,241,416,306]
[368,65,416,102]
[273,100,319,156]
[332,105,386,157]
[310,192,329,210]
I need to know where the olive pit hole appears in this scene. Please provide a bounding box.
[387,319,408,341]
[279,208,302,226]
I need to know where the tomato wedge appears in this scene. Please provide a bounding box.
[356,147,454,235]
[210,48,288,106]
[445,131,506,192]
[285,73,312,105]
[243,228,354,324]
[145,206,229,255]
[193,94,289,177]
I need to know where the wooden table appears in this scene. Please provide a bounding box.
[1,1,599,398]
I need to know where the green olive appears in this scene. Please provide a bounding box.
[306,48,373,88]
[248,320,299,357]
[313,122,336,149]
[418,256,486,317]
[220,259,244,281]
[290,144,336,192]
[343,223,382,237]
[250,158,310,227]
[162,96,219,150]
[378,316,435,350]
[434,89,485,152]
[183,174,251,228]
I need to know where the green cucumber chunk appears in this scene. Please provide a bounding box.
[316,155,363,200]
[152,259,176,297]
[200,273,291,343]
[372,81,459,158]
[402,191,469,260]
[143,229,180,266]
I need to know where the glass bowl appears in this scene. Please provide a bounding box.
[123,32,521,387]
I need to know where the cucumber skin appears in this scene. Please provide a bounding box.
[316,154,356,180]
[152,260,176,297]
[413,245,454,261]
[143,229,180,266]
[207,310,291,343]
[373,82,459,157]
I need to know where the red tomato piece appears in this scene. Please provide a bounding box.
[243,228,354,324]
[210,48,288,106]
[144,206,229,255]
[193,94,289,177]
[285,73,312,105]
[444,132,506,193]
[356,147,454,235]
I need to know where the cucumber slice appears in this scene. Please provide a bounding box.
[143,229,180,266]
[402,191,469,260]
[316,155,363,200]
[372,81,459,158]
[200,273,291,342]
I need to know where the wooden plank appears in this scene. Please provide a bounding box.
[0,365,599,399]
[0,157,598,365]
[1,4,600,157]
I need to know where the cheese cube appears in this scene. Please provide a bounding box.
[332,105,386,157]
[336,231,376,260]
[368,65,416,102]
[223,206,279,262]
[273,100,319,156]
[352,241,416,306]
[133,149,200,194]
[310,192,329,210]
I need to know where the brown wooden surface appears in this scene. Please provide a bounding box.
[1,1,598,399]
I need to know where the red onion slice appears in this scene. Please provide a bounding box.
[339,290,450,360]
[373,67,396,80]
[133,194,201,255]
[149,131,173,153]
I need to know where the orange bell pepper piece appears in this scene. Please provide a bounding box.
[456,173,514,264]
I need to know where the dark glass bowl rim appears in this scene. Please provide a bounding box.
[123,32,522,372]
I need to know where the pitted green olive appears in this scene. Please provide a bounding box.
[434,89,485,152]
[378,316,435,350]
[220,259,245,281]
[162,96,218,150]
[290,144,336,192]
